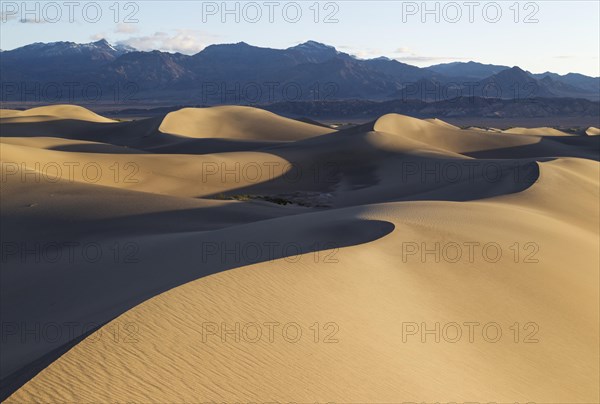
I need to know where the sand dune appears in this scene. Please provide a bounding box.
[159,106,335,140]
[424,117,460,129]
[503,126,573,136]
[374,113,541,153]
[372,113,598,160]
[1,106,598,402]
[0,105,116,123]
[587,126,600,136]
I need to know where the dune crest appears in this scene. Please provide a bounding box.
[503,127,573,136]
[373,113,540,153]
[423,117,460,129]
[586,126,600,136]
[0,105,115,123]
[159,106,335,140]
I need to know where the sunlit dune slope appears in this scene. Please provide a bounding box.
[7,159,599,404]
[586,126,600,136]
[503,126,573,136]
[159,105,335,140]
[373,113,598,159]
[0,105,116,123]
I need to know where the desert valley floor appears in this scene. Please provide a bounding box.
[0,105,599,402]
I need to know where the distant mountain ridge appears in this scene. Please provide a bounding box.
[426,61,510,80]
[1,39,598,104]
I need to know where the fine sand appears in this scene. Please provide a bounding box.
[1,105,598,402]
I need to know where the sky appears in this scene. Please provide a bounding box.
[1,0,599,76]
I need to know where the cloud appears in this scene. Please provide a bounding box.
[397,55,468,63]
[116,30,216,54]
[395,47,412,54]
[338,47,386,60]
[391,47,468,63]
[90,33,106,41]
[553,55,574,59]
[340,45,467,64]
[115,23,139,34]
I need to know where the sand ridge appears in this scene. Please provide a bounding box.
[159,105,336,140]
[0,105,116,123]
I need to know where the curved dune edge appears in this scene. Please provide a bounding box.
[159,106,336,140]
[0,136,146,154]
[502,127,573,136]
[0,140,294,197]
[0,121,542,202]
[586,126,600,136]
[373,113,542,154]
[8,158,599,403]
[0,105,116,123]
[423,117,460,130]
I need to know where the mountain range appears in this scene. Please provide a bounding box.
[1,39,599,104]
